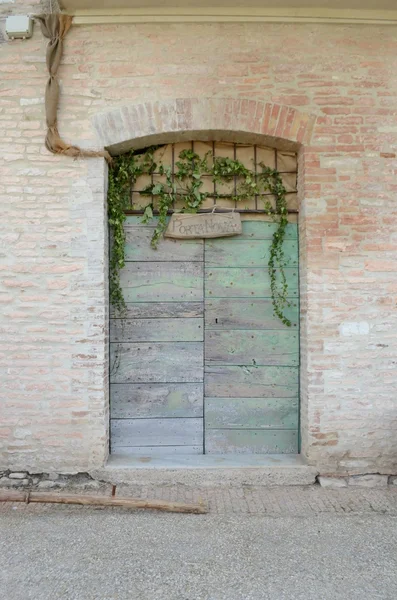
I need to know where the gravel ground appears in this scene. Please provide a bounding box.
[1,488,397,600]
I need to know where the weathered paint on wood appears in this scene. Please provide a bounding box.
[238,221,297,240]
[205,267,298,298]
[205,397,299,429]
[111,445,203,456]
[110,383,203,419]
[124,226,204,262]
[111,418,203,448]
[205,330,299,366]
[205,366,299,398]
[111,318,204,343]
[120,262,204,302]
[110,342,203,384]
[165,212,242,239]
[110,217,300,456]
[205,429,298,454]
[205,298,298,330]
[111,302,203,319]
[205,239,298,267]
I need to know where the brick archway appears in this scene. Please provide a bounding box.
[93,98,317,155]
[92,97,317,467]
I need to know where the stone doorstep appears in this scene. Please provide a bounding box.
[319,474,391,489]
[90,454,319,487]
[2,459,395,490]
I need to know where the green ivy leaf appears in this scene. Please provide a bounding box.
[152,183,163,195]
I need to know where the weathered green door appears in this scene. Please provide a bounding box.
[110,217,299,455]
[110,217,205,455]
[204,220,299,453]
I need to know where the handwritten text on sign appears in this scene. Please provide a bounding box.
[165,213,242,239]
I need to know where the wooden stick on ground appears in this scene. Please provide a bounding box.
[0,490,207,514]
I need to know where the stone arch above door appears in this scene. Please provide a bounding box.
[92,98,317,155]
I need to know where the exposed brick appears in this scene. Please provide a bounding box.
[0,11,396,475]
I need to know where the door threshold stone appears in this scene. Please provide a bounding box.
[91,454,318,487]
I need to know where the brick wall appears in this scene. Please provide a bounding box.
[1,2,397,473]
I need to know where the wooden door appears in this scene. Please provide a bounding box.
[204,219,299,454]
[110,217,204,455]
[110,217,299,455]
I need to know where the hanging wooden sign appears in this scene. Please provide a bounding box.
[165,212,242,239]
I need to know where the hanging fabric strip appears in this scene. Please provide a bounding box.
[35,14,112,163]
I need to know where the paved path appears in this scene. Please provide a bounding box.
[108,483,397,515]
[3,483,397,515]
[1,486,397,599]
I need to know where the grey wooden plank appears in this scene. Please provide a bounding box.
[205,239,298,267]
[111,318,204,343]
[124,226,204,262]
[205,366,298,398]
[110,342,203,384]
[111,302,204,319]
[205,268,298,298]
[110,383,203,418]
[111,418,203,447]
[239,221,298,240]
[205,397,298,429]
[205,429,298,454]
[110,445,203,456]
[120,262,204,302]
[205,298,298,330]
[205,330,299,366]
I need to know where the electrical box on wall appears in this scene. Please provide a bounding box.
[5,16,33,40]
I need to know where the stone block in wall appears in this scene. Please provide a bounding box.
[0,477,29,487]
[318,476,347,488]
[8,472,28,479]
[37,480,59,489]
[347,474,388,488]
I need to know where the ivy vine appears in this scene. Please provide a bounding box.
[108,146,292,326]
[107,147,157,313]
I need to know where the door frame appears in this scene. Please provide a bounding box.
[91,97,316,467]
